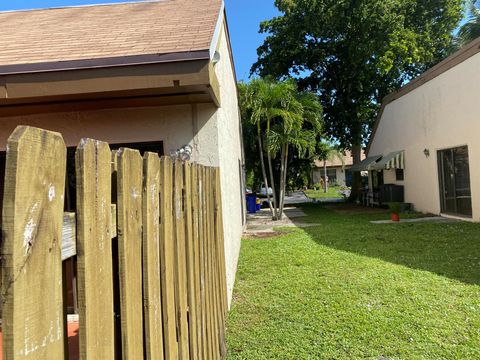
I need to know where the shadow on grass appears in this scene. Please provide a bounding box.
[296,203,480,286]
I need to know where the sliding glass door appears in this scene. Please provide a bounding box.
[437,146,472,217]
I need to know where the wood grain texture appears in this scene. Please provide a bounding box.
[207,167,220,359]
[173,159,190,360]
[142,152,164,360]
[1,126,66,359]
[214,169,227,314]
[159,156,179,360]
[75,138,115,359]
[201,166,216,359]
[191,164,204,359]
[116,147,144,360]
[61,206,116,261]
[62,212,76,261]
[197,166,209,360]
[214,168,228,358]
[184,162,199,360]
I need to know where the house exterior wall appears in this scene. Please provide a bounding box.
[381,168,405,186]
[0,25,244,306]
[212,23,244,307]
[313,166,348,186]
[368,51,480,220]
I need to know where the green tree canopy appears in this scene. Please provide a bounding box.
[252,0,464,168]
[459,1,480,44]
[239,77,323,219]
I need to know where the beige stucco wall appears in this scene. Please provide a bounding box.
[213,23,245,307]
[0,24,244,305]
[369,51,480,220]
[0,105,215,160]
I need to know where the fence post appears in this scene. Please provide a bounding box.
[142,152,164,360]
[1,126,66,359]
[116,148,144,359]
[75,139,115,359]
[159,156,179,359]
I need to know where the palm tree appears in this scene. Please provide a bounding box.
[240,78,323,220]
[272,91,322,217]
[459,1,480,44]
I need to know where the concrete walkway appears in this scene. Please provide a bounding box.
[371,216,458,224]
[245,207,320,235]
[283,191,312,204]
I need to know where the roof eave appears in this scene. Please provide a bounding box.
[0,50,211,76]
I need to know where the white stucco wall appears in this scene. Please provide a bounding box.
[213,23,245,307]
[369,51,480,220]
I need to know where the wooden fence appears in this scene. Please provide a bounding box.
[0,126,228,359]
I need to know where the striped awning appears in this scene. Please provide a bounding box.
[350,155,382,172]
[370,151,405,170]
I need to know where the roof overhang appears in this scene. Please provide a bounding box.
[0,55,220,117]
[0,50,211,76]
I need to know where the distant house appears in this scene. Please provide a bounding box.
[313,150,366,187]
[366,38,480,220]
[0,0,244,305]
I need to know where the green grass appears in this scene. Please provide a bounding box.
[304,187,344,199]
[226,204,480,359]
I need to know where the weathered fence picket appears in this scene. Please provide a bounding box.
[1,126,66,359]
[158,156,179,360]
[76,139,115,359]
[116,148,144,359]
[142,152,164,360]
[173,159,190,360]
[184,162,199,360]
[0,125,228,359]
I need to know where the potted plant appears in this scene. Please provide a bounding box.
[387,202,402,222]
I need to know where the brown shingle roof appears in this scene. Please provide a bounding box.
[0,0,222,68]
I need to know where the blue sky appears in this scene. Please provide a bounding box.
[0,0,278,81]
[0,1,473,81]
[224,0,279,80]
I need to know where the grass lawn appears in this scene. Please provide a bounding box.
[226,204,480,359]
[304,187,344,199]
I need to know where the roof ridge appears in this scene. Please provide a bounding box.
[0,0,171,15]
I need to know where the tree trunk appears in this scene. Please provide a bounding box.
[323,159,328,193]
[279,144,289,220]
[257,130,274,216]
[278,144,286,220]
[265,118,279,220]
[350,143,362,202]
[267,151,279,220]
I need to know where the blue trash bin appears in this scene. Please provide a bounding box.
[246,194,257,214]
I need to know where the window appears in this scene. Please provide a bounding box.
[395,169,404,181]
[327,169,337,184]
[437,146,472,217]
